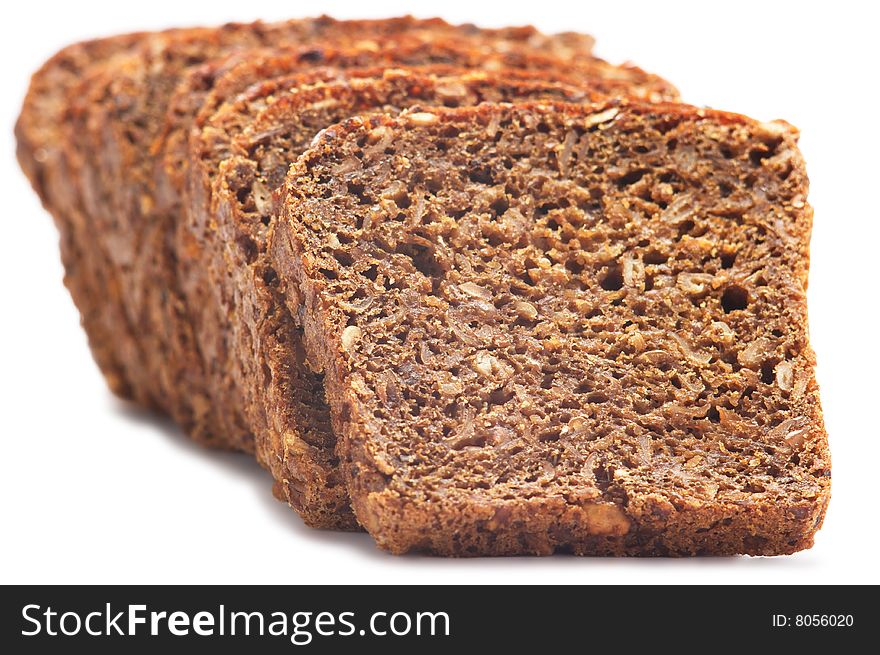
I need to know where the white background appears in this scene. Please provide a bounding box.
[1,0,877,584]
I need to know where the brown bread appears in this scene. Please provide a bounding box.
[270,102,830,554]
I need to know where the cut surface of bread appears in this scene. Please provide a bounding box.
[200,70,609,528]
[271,102,830,555]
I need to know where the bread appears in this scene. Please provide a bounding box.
[270,102,830,555]
[19,18,827,556]
[44,18,670,448]
[200,70,610,528]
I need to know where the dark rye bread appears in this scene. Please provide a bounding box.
[199,70,608,528]
[270,102,830,555]
[179,42,674,456]
[57,18,662,447]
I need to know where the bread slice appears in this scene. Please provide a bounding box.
[199,70,610,528]
[48,19,670,448]
[270,102,830,555]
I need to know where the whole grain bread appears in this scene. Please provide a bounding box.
[270,102,830,555]
[199,70,609,528]
[51,18,671,448]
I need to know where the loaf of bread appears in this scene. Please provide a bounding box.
[270,102,830,555]
[17,16,828,555]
